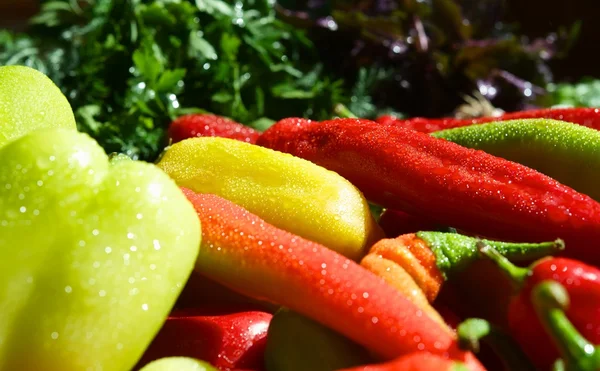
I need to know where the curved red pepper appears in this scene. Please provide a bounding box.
[257,117,600,265]
[479,244,600,370]
[137,307,272,371]
[377,107,600,133]
[182,189,485,369]
[168,114,260,144]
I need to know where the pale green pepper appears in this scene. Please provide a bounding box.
[0,129,201,371]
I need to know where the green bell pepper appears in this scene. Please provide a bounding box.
[0,128,201,370]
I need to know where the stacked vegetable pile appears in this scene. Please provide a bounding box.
[3,1,600,370]
[3,59,600,370]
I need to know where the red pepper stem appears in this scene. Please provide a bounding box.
[457,318,536,371]
[333,104,358,119]
[476,241,531,287]
[532,281,600,371]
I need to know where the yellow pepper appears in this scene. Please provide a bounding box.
[157,137,383,260]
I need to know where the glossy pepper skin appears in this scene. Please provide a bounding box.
[361,232,562,303]
[181,189,485,369]
[158,137,382,261]
[0,129,201,371]
[138,308,271,371]
[479,244,600,370]
[168,114,260,144]
[257,118,600,265]
[433,119,600,202]
[377,107,600,133]
[336,352,470,371]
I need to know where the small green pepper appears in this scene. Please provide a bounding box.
[433,119,600,201]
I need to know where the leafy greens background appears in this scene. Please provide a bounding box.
[0,0,583,160]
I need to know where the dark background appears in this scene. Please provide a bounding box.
[1,0,598,80]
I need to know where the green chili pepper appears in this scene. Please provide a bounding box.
[433,119,600,202]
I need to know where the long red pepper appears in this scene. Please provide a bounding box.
[336,352,468,371]
[377,107,600,133]
[181,188,485,370]
[256,118,600,265]
[478,243,600,370]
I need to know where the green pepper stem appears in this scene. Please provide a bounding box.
[334,104,358,119]
[415,232,563,280]
[532,281,600,371]
[476,241,532,287]
[457,318,536,371]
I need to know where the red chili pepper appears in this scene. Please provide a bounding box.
[377,107,600,133]
[335,352,469,371]
[256,117,600,265]
[181,188,485,369]
[478,243,600,370]
[531,281,600,371]
[137,307,272,371]
[168,114,260,144]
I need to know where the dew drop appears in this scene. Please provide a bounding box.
[99,290,106,297]
[51,332,59,340]
[141,303,149,311]
[65,286,72,293]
